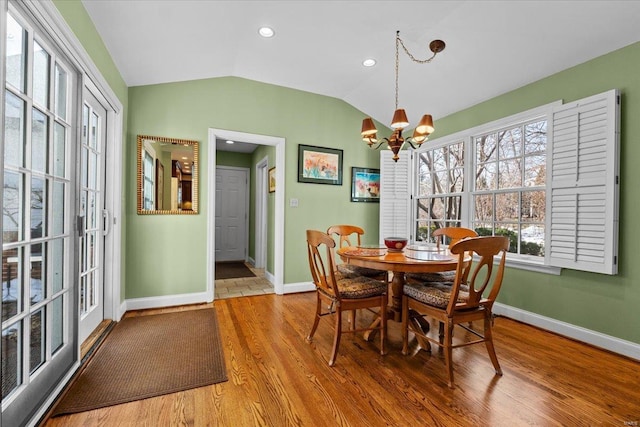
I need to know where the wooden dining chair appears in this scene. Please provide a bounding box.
[402,236,509,388]
[327,225,388,331]
[407,226,478,284]
[306,230,387,366]
[326,225,387,281]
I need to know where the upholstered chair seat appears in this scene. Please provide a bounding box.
[319,274,388,299]
[337,264,388,280]
[406,270,456,284]
[306,230,387,366]
[403,281,469,309]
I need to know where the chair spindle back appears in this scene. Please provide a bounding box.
[447,236,509,313]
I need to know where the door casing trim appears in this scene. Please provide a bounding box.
[255,156,269,269]
[207,129,285,298]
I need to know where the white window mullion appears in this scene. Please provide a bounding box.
[462,135,474,227]
[19,7,35,389]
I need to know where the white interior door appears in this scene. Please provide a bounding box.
[78,90,107,343]
[215,167,249,262]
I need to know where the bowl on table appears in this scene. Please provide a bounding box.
[383,237,408,252]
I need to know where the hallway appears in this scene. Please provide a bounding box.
[214,264,274,300]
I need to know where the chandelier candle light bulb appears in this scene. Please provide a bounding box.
[360,31,445,161]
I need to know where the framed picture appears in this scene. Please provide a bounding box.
[297,144,343,185]
[351,167,380,202]
[268,167,276,193]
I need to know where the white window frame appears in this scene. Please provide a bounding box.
[2,2,78,409]
[412,102,561,273]
[437,107,557,271]
[469,116,549,263]
[413,139,466,242]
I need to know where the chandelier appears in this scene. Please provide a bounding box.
[360,31,445,162]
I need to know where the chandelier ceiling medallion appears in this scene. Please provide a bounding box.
[361,31,445,162]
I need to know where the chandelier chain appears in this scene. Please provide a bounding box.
[395,31,439,110]
[396,33,439,64]
[395,33,400,110]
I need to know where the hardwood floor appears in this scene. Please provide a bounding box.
[43,292,640,426]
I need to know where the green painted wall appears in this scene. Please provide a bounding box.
[127,77,381,298]
[435,42,640,344]
[216,151,252,168]
[52,0,127,105]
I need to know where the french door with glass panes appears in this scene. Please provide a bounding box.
[78,90,107,344]
[2,7,78,426]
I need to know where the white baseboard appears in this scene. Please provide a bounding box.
[266,270,275,285]
[118,301,127,320]
[124,291,212,312]
[494,302,640,361]
[283,281,315,294]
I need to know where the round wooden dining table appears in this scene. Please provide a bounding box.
[337,245,469,321]
[337,245,471,346]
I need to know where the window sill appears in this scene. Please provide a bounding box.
[504,257,561,275]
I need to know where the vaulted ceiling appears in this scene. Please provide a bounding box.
[82,1,640,131]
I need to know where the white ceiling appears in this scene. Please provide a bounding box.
[82,0,640,139]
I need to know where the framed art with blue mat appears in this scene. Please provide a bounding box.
[351,167,380,202]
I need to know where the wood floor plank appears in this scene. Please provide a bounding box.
[42,292,640,426]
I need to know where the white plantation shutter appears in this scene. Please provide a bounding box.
[546,89,620,274]
[379,150,411,243]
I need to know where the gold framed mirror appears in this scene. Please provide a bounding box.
[137,135,199,215]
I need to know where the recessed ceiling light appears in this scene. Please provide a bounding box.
[225,140,235,144]
[258,27,275,38]
[363,58,376,67]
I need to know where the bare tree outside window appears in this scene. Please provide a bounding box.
[416,142,464,241]
[414,119,546,256]
[473,120,547,256]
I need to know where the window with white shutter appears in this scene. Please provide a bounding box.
[546,89,620,274]
[379,150,411,242]
[385,89,621,274]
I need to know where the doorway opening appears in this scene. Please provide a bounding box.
[206,129,285,300]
